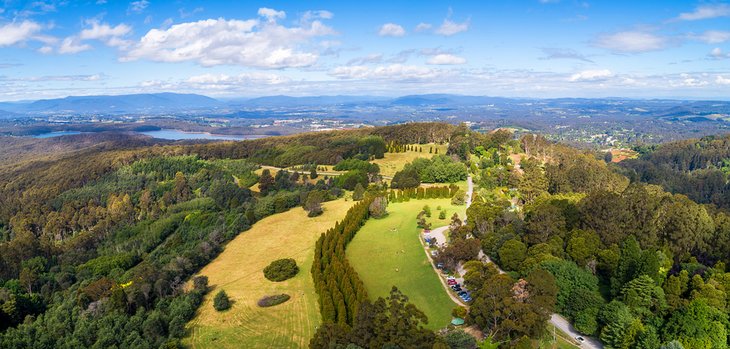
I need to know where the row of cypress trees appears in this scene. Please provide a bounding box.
[388,184,458,202]
[311,197,374,326]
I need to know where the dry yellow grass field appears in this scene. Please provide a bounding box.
[183,199,354,349]
[372,143,449,178]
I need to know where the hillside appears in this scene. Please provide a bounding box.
[0,123,728,349]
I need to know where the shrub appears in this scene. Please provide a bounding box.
[263,258,299,282]
[451,189,466,205]
[439,211,447,220]
[213,290,231,311]
[192,276,209,294]
[257,294,291,307]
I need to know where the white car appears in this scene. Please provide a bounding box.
[575,336,585,345]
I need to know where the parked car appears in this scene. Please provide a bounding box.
[575,337,585,345]
[430,250,438,257]
[447,279,457,285]
[436,263,444,269]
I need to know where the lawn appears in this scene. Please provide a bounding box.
[372,143,449,178]
[183,199,354,349]
[346,198,467,330]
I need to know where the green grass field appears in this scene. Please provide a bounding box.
[346,198,467,330]
[183,199,354,349]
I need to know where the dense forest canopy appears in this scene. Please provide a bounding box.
[619,134,730,210]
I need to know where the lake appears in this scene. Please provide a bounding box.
[32,131,86,138]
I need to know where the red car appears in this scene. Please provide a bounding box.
[447,279,457,285]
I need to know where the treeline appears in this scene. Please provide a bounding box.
[387,185,459,202]
[311,197,372,326]
[186,122,456,167]
[619,134,730,210]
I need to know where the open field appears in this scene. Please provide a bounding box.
[183,199,354,349]
[346,198,467,330]
[249,165,340,192]
[372,143,449,178]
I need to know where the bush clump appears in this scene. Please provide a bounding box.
[263,258,299,282]
[257,294,291,307]
[213,290,231,311]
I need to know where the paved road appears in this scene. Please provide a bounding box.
[460,176,603,348]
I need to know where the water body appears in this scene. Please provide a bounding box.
[32,131,86,138]
[139,129,265,141]
[31,129,267,141]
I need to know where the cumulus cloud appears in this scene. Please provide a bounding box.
[689,30,730,44]
[123,9,335,68]
[677,4,730,21]
[595,31,667,53]
[80,22,131,40]
[0,21,44,47]
[569,69,612,82]
[378,23,405,37]
[717,75,730,85]
[539,48,593,63]
[258,7,285,21]
[426,53,466,65]
[435,18,469,36]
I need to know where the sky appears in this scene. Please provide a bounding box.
[0,0,729,101]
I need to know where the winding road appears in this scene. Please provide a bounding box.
[425,176,603,348]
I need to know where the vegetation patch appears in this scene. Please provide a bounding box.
[263,258,299,282]
[257,294,291,307]
[213,290,231,311]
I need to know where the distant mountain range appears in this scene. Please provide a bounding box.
[0,92,728,117]
[0,93,222,115]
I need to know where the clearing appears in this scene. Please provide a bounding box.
[183,199,354,349]
[346,198,467,330]
[372,143,449,178]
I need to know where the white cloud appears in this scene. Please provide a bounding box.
[415,22,432,32]
[717,76,730,85]
[58,37,92,54]
[347,53,383,65]
[689,30,730,44]
[258,7,285,21]
[435,18,469,36]
[426,53,466,65]
[329,64,446,81]
[378,23,405,37]
[709,47,730,59]
[595,31,667,53]
[123,11,335,68]
[0,21,43,47]
[79,20,132,40]
[677,4,730,21]
[569,69,612,82]
[128,0,149,14]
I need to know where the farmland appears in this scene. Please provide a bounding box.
[372,143,449,178]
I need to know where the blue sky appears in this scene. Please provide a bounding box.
[0,0,729,101]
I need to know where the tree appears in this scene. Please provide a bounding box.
[444,330,477,349]
[258,169,275,195]
[498,238,527,271]
[525,202,566,245]
[304,191,325,217]
[352,183,365,201]
[661,299,728,349]
[369,196,388,218]
[192,276,209,294]
[263,258,299,281]
[173,171,191,202]
[310,165,318,179]
[213,290,231,311]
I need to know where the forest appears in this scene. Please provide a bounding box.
[0,122,729,349]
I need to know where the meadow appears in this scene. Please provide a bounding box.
[372,143,449,178]
[346,198,466,330]
[183,199,354,349]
